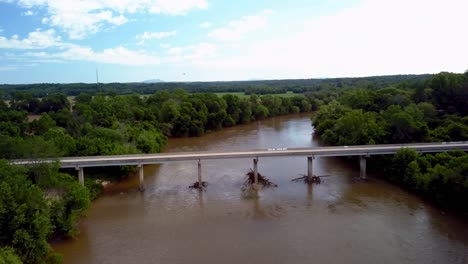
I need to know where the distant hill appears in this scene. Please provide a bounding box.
[143,79,164,83]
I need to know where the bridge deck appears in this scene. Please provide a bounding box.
[11,142,468,168]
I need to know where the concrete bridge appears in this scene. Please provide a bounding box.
[12,142,468,190]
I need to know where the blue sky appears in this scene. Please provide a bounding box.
[0,0,467,84]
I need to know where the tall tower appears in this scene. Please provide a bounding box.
[96,68,99,84]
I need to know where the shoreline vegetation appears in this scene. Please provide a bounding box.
[311,71,468,214]
[1,72,467,263]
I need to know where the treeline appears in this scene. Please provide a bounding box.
[1,90,314,159]
[385,149,468,212]
[0,161,89,263]
[0,74,431,98]
[311,71,468,212]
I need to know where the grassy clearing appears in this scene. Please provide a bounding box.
[214,91,300,97]
[214,92,248,97]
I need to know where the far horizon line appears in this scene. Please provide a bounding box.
[1,71,456,86]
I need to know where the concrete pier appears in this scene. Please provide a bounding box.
[359,156,366,179]
[253,158,258,184]
[76,167,84,186]
[198,160,202,187]
[138,164,145,191]
[252,157,262,191]
[307,156,314,178]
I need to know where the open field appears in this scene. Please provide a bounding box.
[214,91,299,97]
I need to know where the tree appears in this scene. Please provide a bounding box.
[252,104,269,120]
[388,148,419,183]
[340,89,375,111]
[0,247,22,264]
[431,72,466,114]
[260,95,281,116]
[39,93,70,113]
[30,113,57,135]
[159,99,180,125]
[43,127,77,156]
[49,181,90,237]
[312,100,350,136]
[238,98,252,124]
[0,98,8,112]
[381,105,429,143]
[74,93,92,104]
[0,161,51,263]
[222,94,241,126]
[331,109,384,145]
[201,94,227,130]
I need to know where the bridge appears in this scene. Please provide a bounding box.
[12,142,468,191]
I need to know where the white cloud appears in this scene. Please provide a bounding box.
[8,0,207,39]
[145,0,208,15]
[164,42,216,63]
[137,31,176,40]
[22,10,34,16]
[136,31,176,45]
[199,0,468,78]
[0,29,62,49]
[40,5,128,39]
[27,45,160,66]
[160,43,171,49]
[0,66,18,71]
[208,10,271,42]
[0,27,160,66]
[199,22,211,28]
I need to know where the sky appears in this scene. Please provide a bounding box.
[0,0,467,84]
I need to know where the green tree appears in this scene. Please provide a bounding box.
[312,100,350,136]
[381,105,429,143]
[30,113,57,135]
[331,109,384,145]
[222,94,241,126]
[0,161,51,263]
[238,98,252,124]
[340,89,375,111]
[0,247,22,264]
[431,72,466,115]
[388,148,419,183]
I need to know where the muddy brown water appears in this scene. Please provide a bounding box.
[53,114,468,264]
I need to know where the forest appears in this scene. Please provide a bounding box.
[0,72,467,263]
[311,71,468,213]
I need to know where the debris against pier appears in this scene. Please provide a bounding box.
[292,174,330,184]
[189,181,208,190]
[244,169,277,187]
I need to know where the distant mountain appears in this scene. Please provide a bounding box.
[143,79,164,83]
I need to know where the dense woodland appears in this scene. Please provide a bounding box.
[0,72,467,263]
[312,71,468,213]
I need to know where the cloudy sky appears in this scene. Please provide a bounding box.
[0,0,467,84]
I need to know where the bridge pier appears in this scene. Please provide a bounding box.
[252,157,262,191]
[138,164,145,191]
[359,156,366,179]
[253,158,258,184]
[76,167,84,186]
[307,156,314,178]
[198,160,202,187]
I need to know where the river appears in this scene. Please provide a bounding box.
[53,113,468,264]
